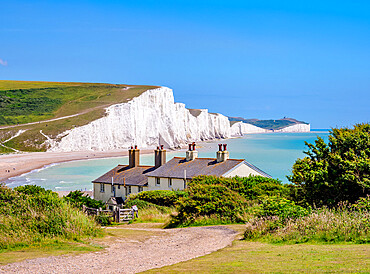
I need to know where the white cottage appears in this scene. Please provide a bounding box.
[92,144,271,203]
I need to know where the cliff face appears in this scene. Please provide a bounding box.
[229,121,268,136]
[47,87,231,151]
[274,123,310,132]
[46,87,310,152]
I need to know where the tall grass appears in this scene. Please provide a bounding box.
[244,206,370,244]
[0,185,102,249]
[131,206,175,223]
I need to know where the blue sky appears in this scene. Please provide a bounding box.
[1,0,369,128]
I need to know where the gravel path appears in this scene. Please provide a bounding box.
[0,226,237,274]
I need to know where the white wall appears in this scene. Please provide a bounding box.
[147,176,187,191]
[93,183,148,202]
[223,163,264,178]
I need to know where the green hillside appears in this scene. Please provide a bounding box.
[228,117,308,130]
[0,81,157,152]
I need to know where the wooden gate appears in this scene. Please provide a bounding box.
[115,208,134,222]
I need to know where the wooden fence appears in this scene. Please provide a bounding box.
[82,205,136,223]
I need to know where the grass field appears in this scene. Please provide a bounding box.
[146,225,370,273]
[0,80,157,152]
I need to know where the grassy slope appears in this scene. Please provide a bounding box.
[0,81,158,152]
[146,225,370,273]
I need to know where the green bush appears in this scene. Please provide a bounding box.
[0,185,102,249]
[167,183,247,228]
[125,190,187,207]
[256,196,310,220]
[125,198,170,213]
[190,175,289,200]
[166,175,291,228]
[288,123,370,207]
[351,195,370,212]
[64,190,105,209]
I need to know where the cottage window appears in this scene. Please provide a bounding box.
[138,186,143,192]
[100,183,105,193]
[156,177,160,186]
[126,186,132,196]
[168,178,172,187]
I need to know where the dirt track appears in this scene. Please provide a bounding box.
[0,226,237,274]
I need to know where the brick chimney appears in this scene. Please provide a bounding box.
[154,145,166,168]
[129,146,140,168]
[216,144,229,163]
[186,142,198,161]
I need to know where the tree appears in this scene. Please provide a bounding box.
[288,123,370,207]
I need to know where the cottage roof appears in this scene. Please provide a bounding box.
[145,157,270,179]
[92,165,155,186]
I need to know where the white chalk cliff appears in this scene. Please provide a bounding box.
[230,121,268,136]
[46,87,310,152]
[274,124,310,133]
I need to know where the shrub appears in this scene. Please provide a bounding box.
[256,196,310,220]
[125,190,187,207]
[351,195,370,212]
[167,183,247,228]
[288,123,370,207]
[125,198,170,213]
[190,175,288,200]
[0,185,102,249]
[64,190,105,209]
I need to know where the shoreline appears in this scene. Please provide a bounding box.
[0,149,157,183]
[0,131,322,184]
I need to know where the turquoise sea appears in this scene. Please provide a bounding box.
[6,131,329,191]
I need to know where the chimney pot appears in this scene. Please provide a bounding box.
[223,144,227,151]
[135,145,138,149]
[188,144,192,151]
[161,145,164,150]
[218,144,222,151]
[155,147,166,168]
[192,143,196,151]
[129,147,140,167]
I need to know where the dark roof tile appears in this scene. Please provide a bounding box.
[92,165,155,186]
[145,157,249,179]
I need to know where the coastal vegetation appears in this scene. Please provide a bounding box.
[288,123,370,207]
[0,80,157,152]
[124,190,186,223]
[0,185,102,250]
[244,197,370,244]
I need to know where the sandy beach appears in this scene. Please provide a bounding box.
[0,149,156,183]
